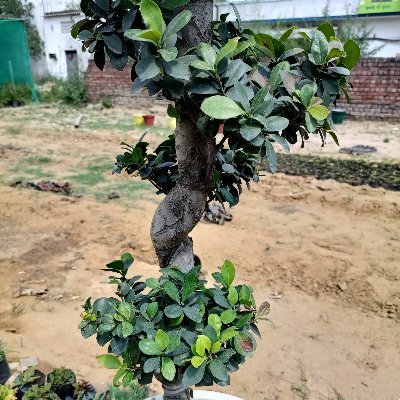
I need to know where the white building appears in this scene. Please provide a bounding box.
[214,0,400,57]
[31,0,91,79]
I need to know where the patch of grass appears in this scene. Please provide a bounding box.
[25,156,51,164]
[6,126,23,136]
[69,172,105,187]
[8,164,54,180]
[10,302,25,317]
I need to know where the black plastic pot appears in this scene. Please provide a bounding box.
[51,383,75,400]
[0,357,11,384]
[16,370,46,400]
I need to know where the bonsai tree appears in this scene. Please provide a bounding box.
[73,0,360,399]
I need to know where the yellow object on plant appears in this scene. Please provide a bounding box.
[167,117,176,129]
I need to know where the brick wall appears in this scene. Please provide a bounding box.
[336,57,400,119]
[84,58,400,119]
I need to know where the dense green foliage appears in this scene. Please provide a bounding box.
[0,385,16,400]
[74,0,360,207]
[22,384,60,400]
[47,368,76,386]
[107,381,149,400]
[13,368,41,387]
[79,254,268,387]
[0,0,44,60]
[0,84,32,107]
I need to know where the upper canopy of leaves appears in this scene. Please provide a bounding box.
[73,0,360,207]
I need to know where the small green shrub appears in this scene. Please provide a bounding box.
[101,95,113,109]
[0,84,32,108]
[0,385,17,400]
[108,382,148,400]
[13,367,41,387]
[22,384,60,400]
[57,76,87,107]
[47,367,76,386]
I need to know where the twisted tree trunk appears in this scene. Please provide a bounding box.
[150,1,215,398]
[150,0,216,274]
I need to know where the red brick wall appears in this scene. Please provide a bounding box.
[84,58,400,118]
[336,57,400,119]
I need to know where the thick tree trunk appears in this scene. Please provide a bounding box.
[150,0,216,274]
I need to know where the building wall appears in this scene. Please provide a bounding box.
[30,0,91,79]
[214,0,400,57]
[85,58,399,119]
[337,57,400,118]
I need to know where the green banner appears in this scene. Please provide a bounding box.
[358,0,400,14]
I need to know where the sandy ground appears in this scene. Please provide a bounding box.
[0,104,399,400]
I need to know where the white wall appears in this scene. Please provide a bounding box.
[29,0,91,79]
[214,0,400,57]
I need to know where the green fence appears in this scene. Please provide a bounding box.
[0,19,37,101]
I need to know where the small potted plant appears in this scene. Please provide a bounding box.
[0,341,10,385]
[22,384,60,400]
[13,367,46,400]
[0,385,17,400]
[46,368,76,399]
[108,381,149,400]
[79,254,269,400]
[73,381,96,400]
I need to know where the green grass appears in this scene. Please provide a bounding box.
[5,126,23,136]
[25,156,52,164]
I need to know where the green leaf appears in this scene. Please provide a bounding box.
[269,134,290,153]
[211,341,221,353]
[126,29,161,45]
[308,105,329,120]
[161,357,176,381]
[167,104,179,118]
[164,281,180,303]
[240,125,261,142]
[155,329,169,351]
[198,43,217,67]
[220,309,237,324]
[121,321,134,338]
[343,39,360,70]
[159,48,178,62]
[215,37,239,65]
[165,335,181,354]
[209,359,228,381]
[97,354,122,369]
[221,260,235,287]
[233,40,252,56]
[191,355,206,368]
[239,284,252,303]
[279,26,297,42]
[327,66,350,76]
[182,363,206,387]
[117,302,135,321]
[262,116,289,132]
[146,302,159,320]
[227,287,238,306]
[201,96,245,120]
[311,30,329,65]
[278,48,304,61]
[222,163,235,174]
[300,83,317,108]
[140,0,164,33]
[233,81,250,111]
[164,304,183,318]
[220,329,238,342]
[146,278,160,289]
[102,34,122,54]
[305,112,318,132]
[143,357,160,373]
[317,22,335,40]
[191,59,213,71]
[269,61,290,91]
[327,130,339,146]
[183,305,202,322]
[139,339,161,355]
[164,59,191,80]
[113,366,127,386]
[136,56,161,81]
[182,270,198,303]
[208,314,222,335]
[265,139,276,173]
[162,10,192,44]
[195,335,211,356]
[71,19,87,39]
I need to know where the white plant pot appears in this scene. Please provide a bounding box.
[146,390,243,400]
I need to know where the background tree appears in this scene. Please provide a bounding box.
[74,0,360,398]
[0,0,44,60]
